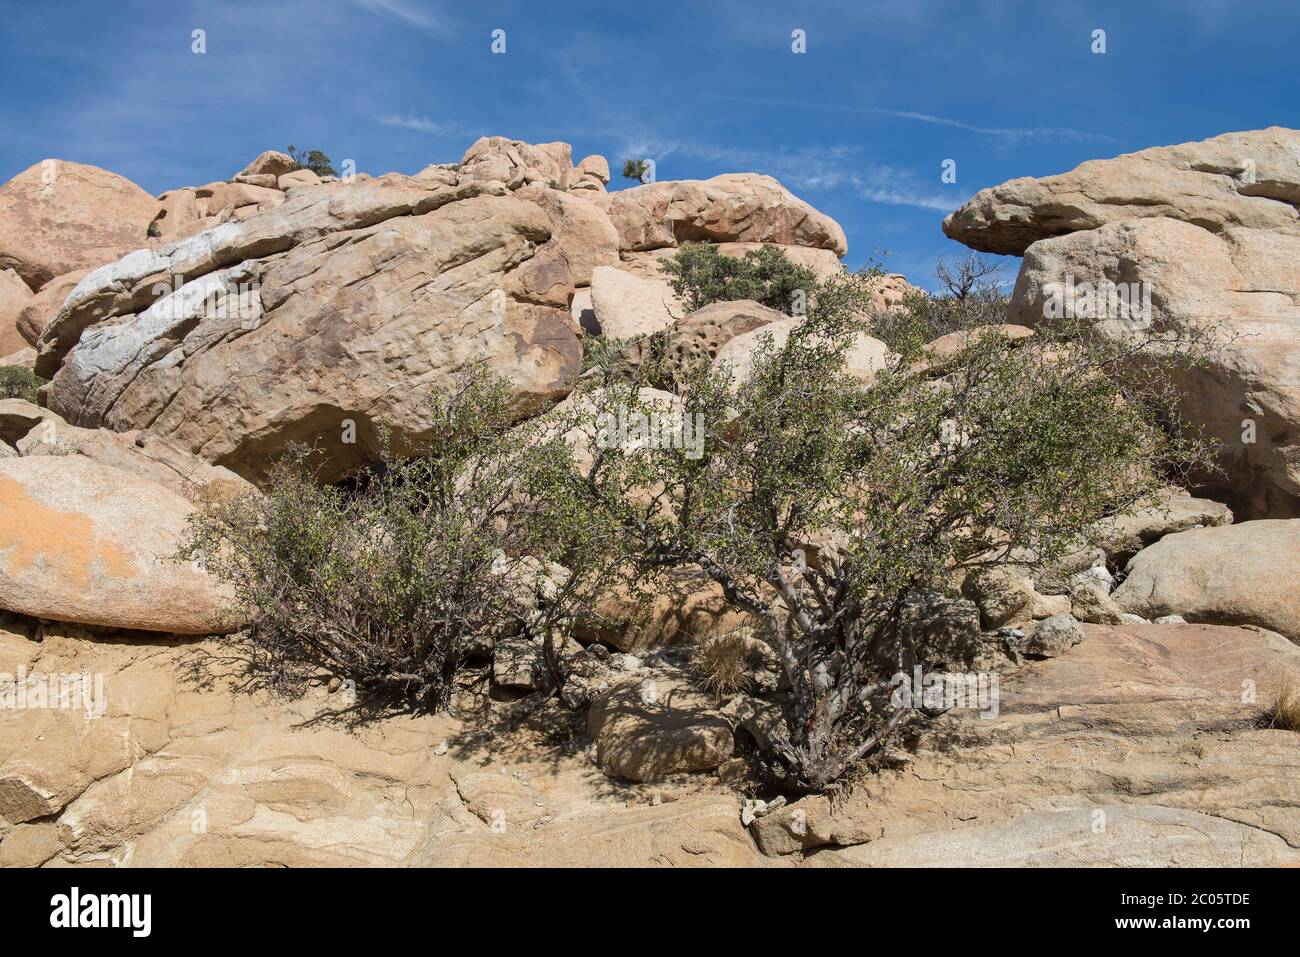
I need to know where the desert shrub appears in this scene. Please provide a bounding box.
[180,370,618,715]
[659,242,820,314]
[0,367,45,403]
[560,266,1216,791]
[621,158,650,183]
[1264,683,1300,732]
[870,253,1006,353]
[286,145,337,177]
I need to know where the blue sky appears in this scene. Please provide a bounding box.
[2,0,1296,289]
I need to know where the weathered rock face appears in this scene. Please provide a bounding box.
[0,160,160,291]
[0,270,32,356]
[14,268,91,347]
[458,136,575,190]
[0,349,34,369]
[944,128,1300,519]
[237,150,297,179]
[617,299,788,389]
[514,186,620,286]
[586,674,734,782]
[39,176,583,482]
[753,622,1300,864]
[0,618,764,867]
[1113,519,1300,640]
[1093,486,1233,563]
[0,457,241,633]
[588,264,683,339]
[5,403,253,501]
[713,317,891,387]
[608,174,848,255]
[943,127,1300,255]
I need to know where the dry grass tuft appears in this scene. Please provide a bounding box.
[1263,682,1300,732]
[691,631,763,700]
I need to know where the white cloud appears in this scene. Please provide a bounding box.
[378,113,460,135]
[707,94,1117,144]
[351,0,445,33]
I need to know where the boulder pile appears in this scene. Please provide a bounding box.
[2,128,1299,868]
[944,127,1300,520]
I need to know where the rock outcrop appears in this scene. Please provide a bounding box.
[38,176,582,482]
[1113,519,1300,640]
[587,674,734,782]
[608,174,848,255]
[943,127,1300,519]
[752,622,1300,864]
[0,457,240,633]
[0,270,32,356]
[943,127,1300,255]
[588,264,683,339]
[0,160,160,292]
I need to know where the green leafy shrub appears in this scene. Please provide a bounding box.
[562,267,1217,791]
[286,145,338,177]
[659,242,820,313]
[621,158,650,183]
[0,367,46,403]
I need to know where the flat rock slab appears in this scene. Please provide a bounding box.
[753,623,1300,863]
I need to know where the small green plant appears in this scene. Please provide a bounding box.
[0,366,46,403]
[621,158,650,183]
[286,145,338,177]
[659,242,821,313]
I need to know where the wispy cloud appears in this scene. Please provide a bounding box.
[351,0,445,34]
[845,169,960,212]
[706,93,1118,144]
[378,113,461,135]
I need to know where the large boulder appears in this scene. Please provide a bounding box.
[621,298,788,389]
[588,265,682,339]
[236,150,297,179]
[514,186,620,286]
[14,268,91,347]
[458,136,573,189]
[943,128,1300,518]
[586,675,734,782]
[0,457,241,633]
[608,174,848,256]
[11,411,254,501]
[0,269,32,356]
[713,317,890,387]
[1113,519,1300,641]
[942,126,1300,255]
[1093,487,1233,563]
[0,160,160,291]
[37,176,582,482]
